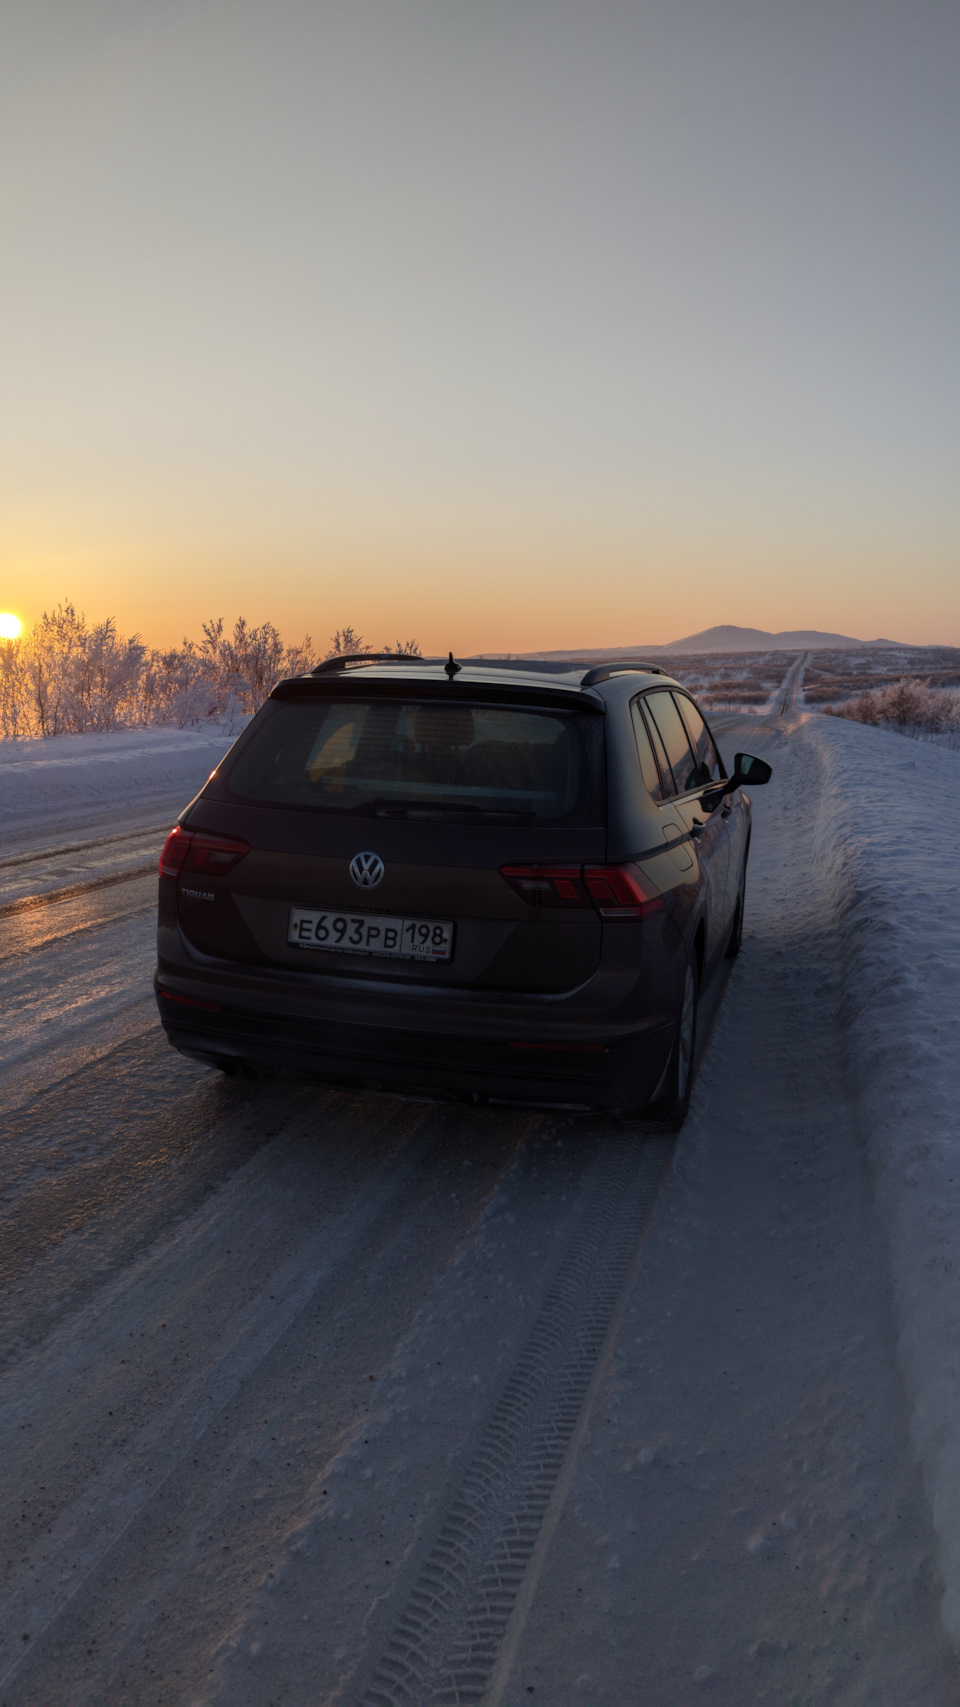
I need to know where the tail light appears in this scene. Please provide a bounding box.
[159,827,250,879]
[500,862,664,921]
[500,865,589,908]
[582,865,665,920]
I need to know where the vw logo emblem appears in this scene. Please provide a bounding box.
[350,850,384,889]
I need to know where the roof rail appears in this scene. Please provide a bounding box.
[311,652,428,675]
[579,662,667,687]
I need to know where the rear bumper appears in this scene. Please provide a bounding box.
[155,982,674,1112]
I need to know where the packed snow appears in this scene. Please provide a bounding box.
[1,704,960,1699]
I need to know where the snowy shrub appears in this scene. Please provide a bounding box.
[0,607,420,739]
[823,678,960,738]
[702,679,769,705]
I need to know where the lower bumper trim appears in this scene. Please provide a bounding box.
[155,990,672,1114]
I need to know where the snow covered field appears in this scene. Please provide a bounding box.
[802,644,960,707]
[1,705,959,1702]
[662,650,799,712]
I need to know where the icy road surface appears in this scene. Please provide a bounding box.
[0,715,956,1704]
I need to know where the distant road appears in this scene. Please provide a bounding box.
[774,649,808,714]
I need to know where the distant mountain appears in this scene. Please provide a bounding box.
[515,625,906,660]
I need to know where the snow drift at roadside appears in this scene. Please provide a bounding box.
[807,711,960,1636]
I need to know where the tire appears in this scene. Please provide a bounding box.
[660,953,699,1131]
[724,847,749,959]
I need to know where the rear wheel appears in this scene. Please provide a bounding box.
[660,954,699,1130]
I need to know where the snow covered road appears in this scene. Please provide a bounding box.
[0,716,957,1704]
[772,650,807,715]
[0,728,238,858]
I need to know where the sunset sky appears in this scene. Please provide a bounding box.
[2,0,958,652]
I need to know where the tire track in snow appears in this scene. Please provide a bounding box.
[0,861,155,924]
[0,878,154,967]
[0,821,169,872]
[358,1134,672,1707]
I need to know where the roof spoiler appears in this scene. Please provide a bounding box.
[580,662,667,687]
[311,652,429,675]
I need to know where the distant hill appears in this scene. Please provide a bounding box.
[659,625,904,653]
[516,625,906,660]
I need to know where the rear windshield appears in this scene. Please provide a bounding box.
[217,698,604,825]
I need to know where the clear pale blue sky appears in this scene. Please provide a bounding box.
[2,0,958,650]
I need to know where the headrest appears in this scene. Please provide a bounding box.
[414,704,475,749]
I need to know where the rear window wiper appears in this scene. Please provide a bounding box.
[368,801,537,822]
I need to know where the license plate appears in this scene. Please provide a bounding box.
[288,906,454,962]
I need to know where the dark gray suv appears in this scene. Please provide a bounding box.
[155,656,770,1126]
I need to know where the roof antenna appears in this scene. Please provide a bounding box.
[444,651,462,680]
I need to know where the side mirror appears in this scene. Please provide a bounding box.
[733,752,772,786]
[700,752,772,813]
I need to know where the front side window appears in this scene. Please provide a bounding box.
[643,691,701,795]
[675,694,723,785]
[216,697,604,825]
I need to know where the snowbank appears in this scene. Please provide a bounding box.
[0,728,242,850]
[806,710,960,1636]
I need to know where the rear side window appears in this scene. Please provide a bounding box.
[217,698,605,825]
[631,700,669,801]
[675,695,724,784]
[643,691,701,795]
[636,700,675,798]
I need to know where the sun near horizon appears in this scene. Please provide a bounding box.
[0,613,23,641]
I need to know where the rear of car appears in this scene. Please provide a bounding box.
[155,663,682,1111]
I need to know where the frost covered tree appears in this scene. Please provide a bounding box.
[324,629,421,659]
[20,604,146,735]
[199,616,317,715]
[69,618,146,732]
[25,602,88,736]
[325,625,370,659]
[0,635,28,739]
[138,644,219,728]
